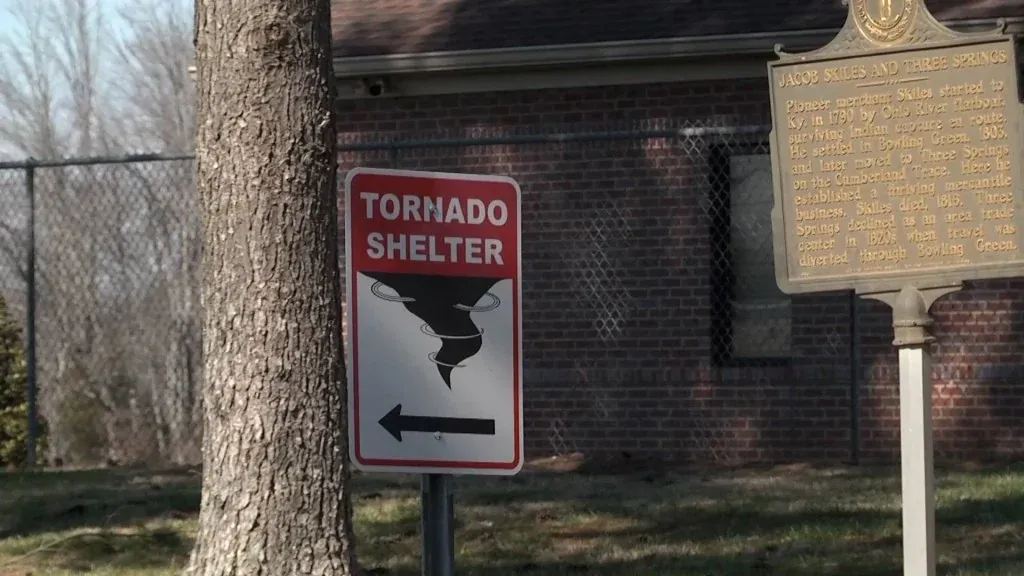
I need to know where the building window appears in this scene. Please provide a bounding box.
[709,145,792,365]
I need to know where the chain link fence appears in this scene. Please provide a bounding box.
[0,120,866,467]
[0,154,201,467]
[338,121,860,465]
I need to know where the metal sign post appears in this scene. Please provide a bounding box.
[421,474,456,576]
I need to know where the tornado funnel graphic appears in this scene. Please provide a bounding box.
[363,271,502,388]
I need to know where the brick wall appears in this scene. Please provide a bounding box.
[336,78,1024,465]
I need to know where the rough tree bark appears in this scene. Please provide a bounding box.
[184,0,357,574]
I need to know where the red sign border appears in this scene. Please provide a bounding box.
[344,167,524,474]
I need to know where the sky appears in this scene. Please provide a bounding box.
[0,0,130,41]
[0,0,192,55]
[0,0,193,159]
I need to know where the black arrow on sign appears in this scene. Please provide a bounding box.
[378,404,496,442]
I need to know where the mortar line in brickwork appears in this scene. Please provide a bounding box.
[336,125,773,152]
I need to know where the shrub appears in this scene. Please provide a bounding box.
[0,295,45,467]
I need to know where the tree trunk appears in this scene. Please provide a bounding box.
[184,0,357,574]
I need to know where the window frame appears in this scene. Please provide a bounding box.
[708,142,793,368]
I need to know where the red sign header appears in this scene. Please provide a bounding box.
[347,170,520,278]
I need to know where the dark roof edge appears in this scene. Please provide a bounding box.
[333,17,1024,78]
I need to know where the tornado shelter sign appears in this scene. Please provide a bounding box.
[768,3,1024,295]
[344,167,523,475]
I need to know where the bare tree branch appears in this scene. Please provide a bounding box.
[0,0,199,466]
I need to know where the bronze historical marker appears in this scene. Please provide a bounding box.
[768,0,1024,295]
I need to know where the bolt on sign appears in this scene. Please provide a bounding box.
[344,167,524,476]
[767,0,1024,295]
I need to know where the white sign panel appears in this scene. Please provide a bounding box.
[344,167,524,475]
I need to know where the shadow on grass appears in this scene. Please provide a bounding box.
[360,556,785,576]
[4,464,1024,575]
[356,551,906,576]
[0,468,407,541]
[59,528,189,561]
[9,527,195,573]
[542,490,1024,542]
[355,463,1024,576]
[359,498,1024,576]
[499,550,1024,576]
[948,552,1024,576]
[0,467,201,539]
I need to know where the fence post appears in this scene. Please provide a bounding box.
[849,291,860,466]
[388,140,400,168]
[25,161,39,468]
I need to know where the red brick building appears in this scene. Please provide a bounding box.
[331,0,1024,465]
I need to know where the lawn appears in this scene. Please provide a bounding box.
[1,457,1023,575]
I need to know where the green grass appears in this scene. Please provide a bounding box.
[1,459,1024,575]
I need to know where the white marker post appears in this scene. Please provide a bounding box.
[898,340,934,576]
[868,285,960,576]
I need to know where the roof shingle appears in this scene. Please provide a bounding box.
[331,0,1024,58]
